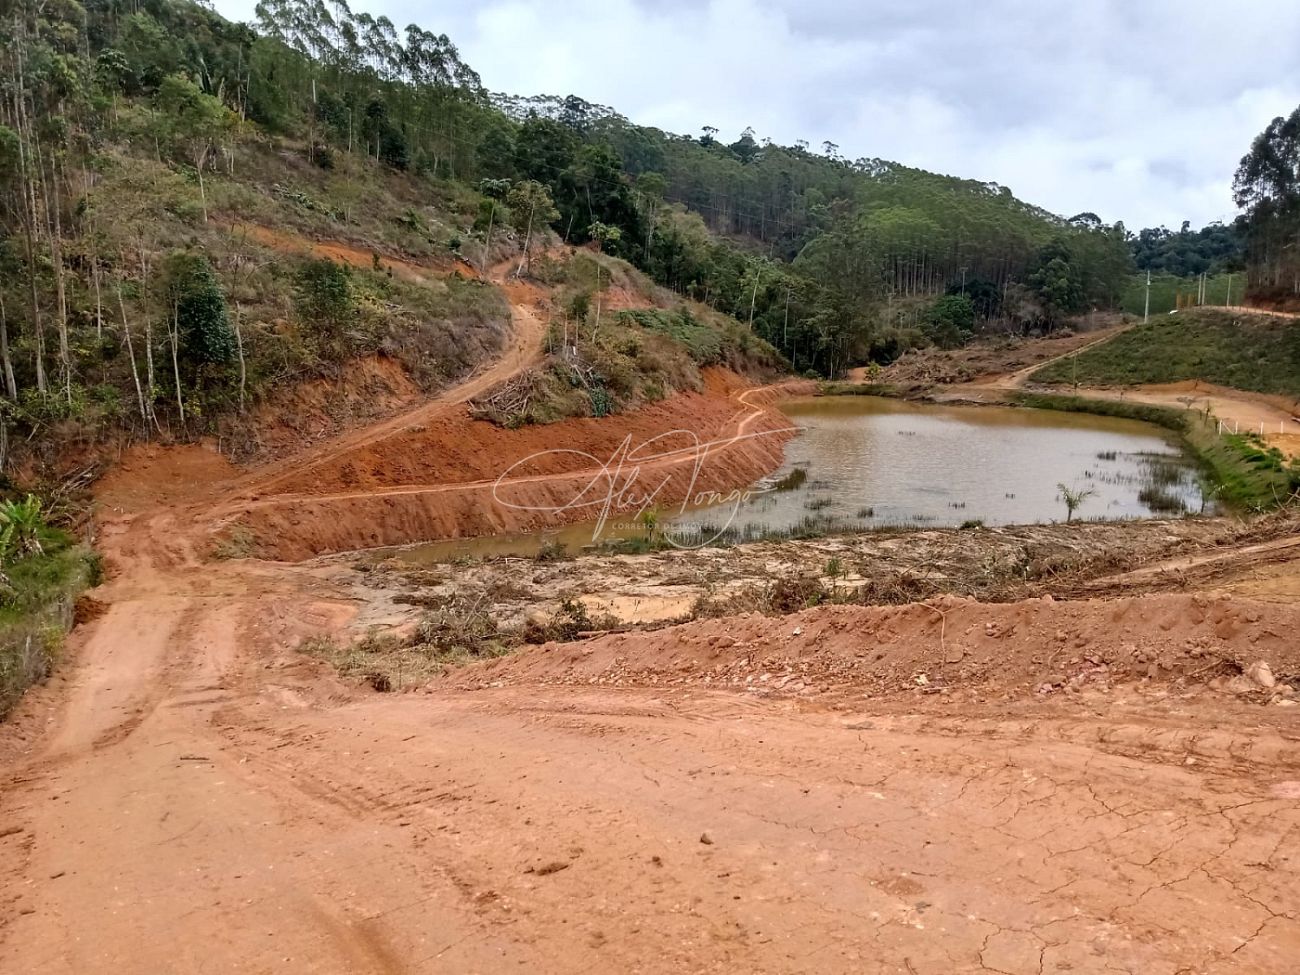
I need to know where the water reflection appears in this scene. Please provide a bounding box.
[392,396,1204,563]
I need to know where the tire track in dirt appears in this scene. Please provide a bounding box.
[4,230,1300,972]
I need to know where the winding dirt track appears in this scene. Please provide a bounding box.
[3,262,1300,972]
[218,252,550,503]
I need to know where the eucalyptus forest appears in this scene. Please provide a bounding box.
[0,0,1293,455]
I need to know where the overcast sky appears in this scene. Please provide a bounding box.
[214,0,1300,229]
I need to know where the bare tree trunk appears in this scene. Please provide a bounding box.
[234,302,247,413]
[9,74,46,394]
[170,299,185,425]
[515,201,535,278]
[481,202,494,275]
[136,239,157,418]
[42,150,72,403]
[195,143,209,224]
[0,292,17,400]
[116,280,148,428]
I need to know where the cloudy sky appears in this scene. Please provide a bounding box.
[215,0,1300,229]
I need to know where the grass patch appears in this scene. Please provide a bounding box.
[212,525,258,559]
[0,529,98,717]
[1138,485,1187,514]
[1029,309,1300,398]
[771,467,808,492]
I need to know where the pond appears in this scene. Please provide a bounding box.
[389,395,1206,563]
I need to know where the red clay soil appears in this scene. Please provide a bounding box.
[224,371,812,560]
[237,354,426,459]
[6,235,1300,972]
[231,221,454,282]
[456,592,1300,701]
[5,516,1300,974]
[266,367,783,493]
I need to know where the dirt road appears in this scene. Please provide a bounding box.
[4,517,1300,974]
[219,245,551,502]
[3,261,1300,972]
[932,326,1300,457]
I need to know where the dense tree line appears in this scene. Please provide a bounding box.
[1234,104,1300,303]
[1130,221,1243,278]
[0,0,1140,449]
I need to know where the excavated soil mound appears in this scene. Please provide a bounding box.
[455,592,1300,701]
[264,368,781,494]
[230,372,814,560]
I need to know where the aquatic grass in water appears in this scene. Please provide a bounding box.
[667,395,1212,536]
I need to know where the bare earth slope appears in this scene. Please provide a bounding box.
[4,531,1300,974]
[2,299,1300,972]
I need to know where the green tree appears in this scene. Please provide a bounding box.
[507,180,558,274]
[154,74,230,222]
[1233,105,1300,301]
[1028,241,1084,326]
[160,251,234,423]
[1057,483,1096,523]
[588,221,621,252]
[162,253,235,368]
[294,259,355,336]
[924,294,975,349]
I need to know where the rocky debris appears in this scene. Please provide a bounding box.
[446,593,1300,705]
[1247,660,1277,689]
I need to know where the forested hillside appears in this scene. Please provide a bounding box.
[1130,221,1242,278]
[0,0,1141,477]
[1235,104,1300,308]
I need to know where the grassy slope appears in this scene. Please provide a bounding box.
[25,121,518,468]
[1030,309,1300,398]
[473,249,787,426]
[0,530,97,716]
[1120,273,1239,316]
[36,109,791,463]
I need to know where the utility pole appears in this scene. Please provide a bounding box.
[1143,269,1151,324]
[1225,273,1233,308]
[783,287,791,350]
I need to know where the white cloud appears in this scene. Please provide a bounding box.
[212,0,1300,228]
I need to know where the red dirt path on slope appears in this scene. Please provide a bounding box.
[4,236,1300,973]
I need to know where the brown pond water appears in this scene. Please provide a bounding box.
[388,396,1205,563]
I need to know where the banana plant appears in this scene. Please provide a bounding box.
[0,494,46,558]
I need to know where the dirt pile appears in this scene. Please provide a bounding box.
[264,368,777,495]
[225,372,813,560]
[229,355,425,461]
[347,514,1295,642]
[453,592,1300,703]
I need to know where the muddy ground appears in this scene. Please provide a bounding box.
[339,510,1300,637]
[4,267,1300,973]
